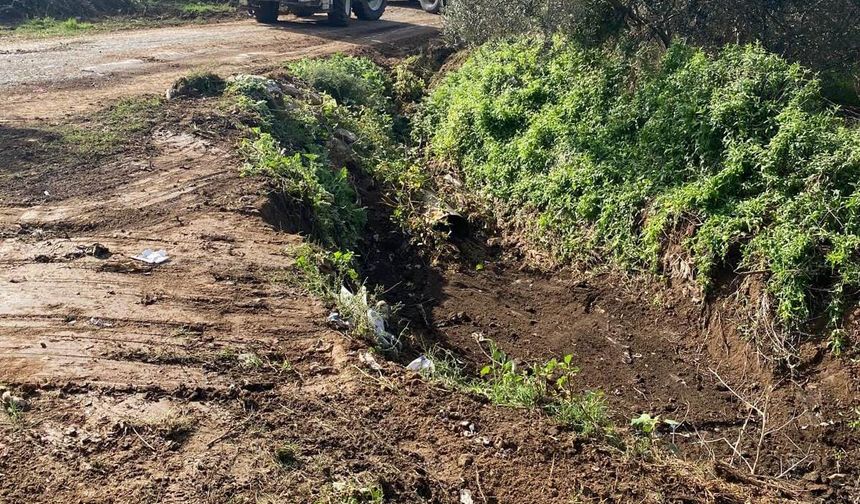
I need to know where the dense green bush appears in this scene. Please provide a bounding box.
[285,56,430,232]
[421,38,860,352]
[225,56,425,249]
[240,131,366,249]
[287,54,391,112]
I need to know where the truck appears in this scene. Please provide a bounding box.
[248,0,441,26]
[248,0,386,25]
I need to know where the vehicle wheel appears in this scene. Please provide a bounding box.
[254,1,280,23]
[291,6,317,17]
[327,0,351,25]
[353,0,386,20]
[418,0,442,14]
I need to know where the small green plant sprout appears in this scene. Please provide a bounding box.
[475,262,485,271]
[479,341,542,408]
[279,359,294,373]
[474,343,610,434]
[631,413,660,435]
[4,400,23,423]
[849,407,860,430]
[539,354,581,397]
[828,329,849,356]
[2,390,27,423]
[239,352,263,369]
[274,443,299,469]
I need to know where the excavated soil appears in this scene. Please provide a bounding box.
[1,76,860,503]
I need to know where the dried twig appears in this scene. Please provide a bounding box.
[475,467,488,504]
[131,426,156,452]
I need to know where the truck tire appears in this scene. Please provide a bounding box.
[418,0,442,13]
[353,0,386,20]
[327,0,351,26]
[254,1,280,23]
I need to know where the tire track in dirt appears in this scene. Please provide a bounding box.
[0,130,324,393]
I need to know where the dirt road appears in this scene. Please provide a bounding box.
[0,5,441,122]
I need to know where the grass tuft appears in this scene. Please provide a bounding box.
[12,17,96,36]
[424,342,611,435]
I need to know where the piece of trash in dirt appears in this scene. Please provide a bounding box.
[458,420,476,437]
[65,243,111,261]
[338,286,400,350]
[367,306,399,350]
[131,249,169,265]
[43,190,50,197]
[622,348,633,364]
[86,243,111,259]
[88,317,114,328]
[459,489,474,504]
[326,311,351,331]
[406,355,435,373]
[359,351,383,371]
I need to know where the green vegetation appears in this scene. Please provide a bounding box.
[850,407,860,430]
[239,352,263,368]
[426,343,610,435]
[288,54,391,111]
[241,132,366,248]
[10,17,95,35]
[391,56,427,105]
[63,95,163,157]
[1,1,240,36]
[179,1,234,15]
[443,0,859,80]
[226,56,429,249]
[421,38,860,360]
[630,413,660,435]
[4,401,23,423]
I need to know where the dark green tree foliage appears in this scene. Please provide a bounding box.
[0,0,238,23]
[421,39,860,348]
[443,0,860,75]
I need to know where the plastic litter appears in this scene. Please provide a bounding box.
[88,317,114,328]
[359,351,383,371]
[406,355,435,373]
[366,308,387,337]
[326,311,351,331]
[367,307,398,350]
[131,249,169,265]
[338,286,399,350]
[459,489,474,504]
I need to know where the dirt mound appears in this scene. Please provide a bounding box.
[0,85,857,504]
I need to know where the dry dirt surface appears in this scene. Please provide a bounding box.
[1,28,859,504]
[0,5,441,122]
